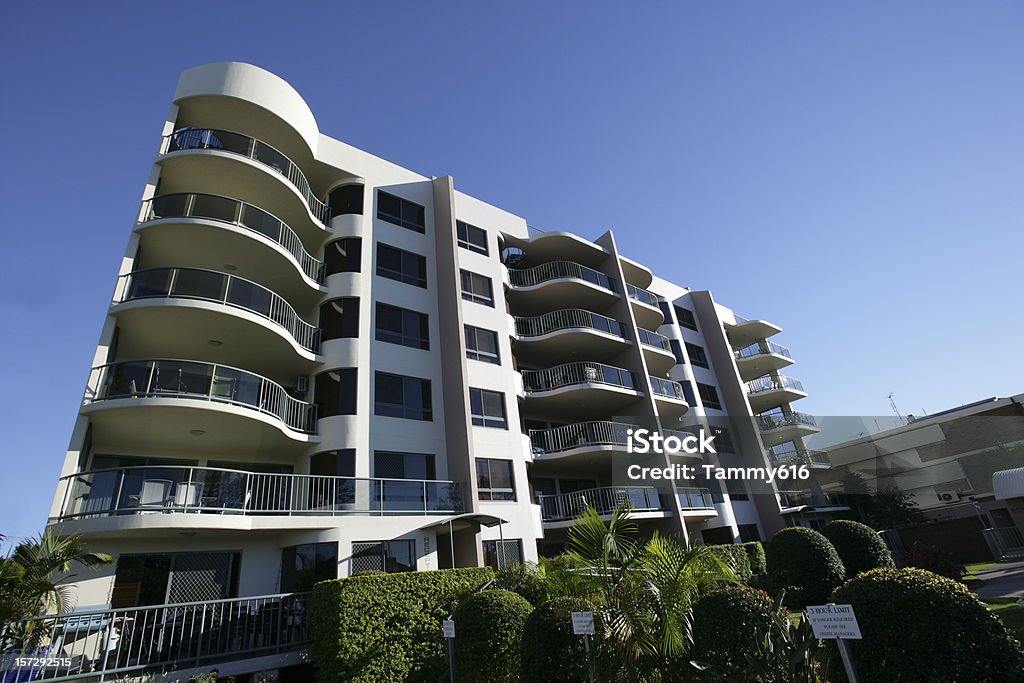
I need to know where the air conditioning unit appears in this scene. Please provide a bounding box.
[937,491,960,503]
[295,376,309,395]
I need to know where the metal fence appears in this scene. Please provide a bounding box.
[982,526,1024,561]
[538,486,664,522]
[507,261,614,291]
[514,309,626,339]
[521,362,637,393]
[529,421,636,454]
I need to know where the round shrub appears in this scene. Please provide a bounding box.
[832,567,1024,681]
[821,520,894,577]
[691,586,779,679]
[742,541,767,575]
[493,562,550,605]
[766,526,845,606]
[521,596,603,683]
[453,590,534,683]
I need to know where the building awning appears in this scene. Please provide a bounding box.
[418,513,509,533]
[993,467,1024,501]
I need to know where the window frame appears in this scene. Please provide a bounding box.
[469,387,508,429]
[350,540,417,574]
[697,382,722,410]
[465,325,501,364]
[685,342,710,368]
[375,302,429,350]
[675,306,698,331]
[374,371,433,421]
[476,458,517,501]
[377,191,426,233]
[376,242,427,288]
[460,269,494,307]
[456,220,489,256]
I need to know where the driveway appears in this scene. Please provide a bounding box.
[970,560,1024,599]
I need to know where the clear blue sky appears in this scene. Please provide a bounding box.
[1,2,1021,542]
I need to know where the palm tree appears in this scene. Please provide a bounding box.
[0,530,112,648]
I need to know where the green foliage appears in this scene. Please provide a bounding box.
[820,520,894,577]
[187,672,234,683]
[309,567,493,683]
[520,596,602,683]
[690,586,778,679]
[453,590,533,683]
[492,562,550,605]
[704,544,752,582]
[766,527,845,607]
[864,485,920,529]
[904,541,966,582]
[831,567,1024,682]
[742,541,767,575]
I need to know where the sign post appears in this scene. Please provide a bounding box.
[805,604,862,683]
[571,611,596,683]
[442,618,456,683]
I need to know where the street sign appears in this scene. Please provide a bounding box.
[572,611,595,636]
[442,618,456,639]
[805,604,862,640]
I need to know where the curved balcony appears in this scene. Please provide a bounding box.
[140,193,323,287]
[529,421,636,462]
[522,362,642,417]
[745,374,807,413]
[506,261,618,314]
[756,411,819,447]
[513,309,629,363]
[53,466,462,531]
[726,315,782,349]
[83,360,317,446]
[770,448,831,469]
[650,375,689,416]
[626,284,664,328]
[637,328,675,373]
[677,487,718,517]
[733,340,793,381]
[538,486,667,525]
[778,490,849,511]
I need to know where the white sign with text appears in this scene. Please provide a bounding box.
[571,611,595,636]
[805,604,861,640]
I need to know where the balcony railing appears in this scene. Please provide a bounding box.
[521,362,638,393]
[770,449,831,467]
[649,376,686,400]
[677,487,716,510]
[55,466,462,521]
[637,328,671,352]
[757,411,817,432]
[746,374,805,395]
[163,128,329,224]
[529,421,636,455]
[142,193,323,282]
[734,341,791,361]
[119,267,319,352]
[777,491,847,508]
[87,360,317,433]
[538,486,664,522]
[0,593,309,682]
[514,309,627,339]
[625,283,659,308]
[507,261,615,292]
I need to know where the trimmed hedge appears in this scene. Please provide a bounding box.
[742,541,767,575]
[766,526,845,606]
[453,590,533,683]
[691,586,778,680]
[493,562,550,605]
[705,544,752,582]
[832,568,1024,681]
[310,567,493,683]
[821,520,894,577]
[521,597,603,683]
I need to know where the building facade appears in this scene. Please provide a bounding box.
[38,62,839,677]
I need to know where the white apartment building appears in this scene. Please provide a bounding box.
[32,62,841,680]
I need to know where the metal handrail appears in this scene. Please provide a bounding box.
[649,376,685,400]
[756,411,817,431]
[625,283,659,307]
[521,362,638,393]
[734,340,791,360]
[514,309,626,339]
[777,491,847,508]
[677,487,716,510]
[141,192,323,282]
[537,486,664,522]
[0,593,310,682]
[118,267,319,352]
[162,128,329,224]
[770,449,831,467]
[86,359,317,433]
[507,261,615,292]
[54,465,462,520]
[747,374,805,395]
[637,328,671,351]
[529,421,637,454]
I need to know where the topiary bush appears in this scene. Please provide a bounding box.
[766,526,845,606]
[705,544,752,582]
[741,541,767,575]
[453,590,533,683]
[492,562,550,605]
[831,567,1024,681]
[521,596,603,683]
[690,586,779,680]
[821,519,894,577]
[310,567,493,683]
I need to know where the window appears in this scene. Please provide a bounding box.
[456,220,488,255]
[738,524,761,543]
[697,382,722,410]
[311,450,355,477]
[315,369,358,416]
[675,306,698,331]
[375,372,432,420]
[483,539,523,570]
[465,325,500,364]
[685,342,709,368]
[377,243,427,288]
[460,270,494,306]
[374,451,435,480]
[351,540,416,574]
[469,388,507,429]
[112,552,239,609]
[375,303,429,350]
[281,542,337,592]
[324,238,361,275]
[710,426,735,453]
[320,298,359,340]
[377,191,426,233]
[477,458,516,501]
[725,478,749,501]
[328,184,364,218]
[669,339,686,365]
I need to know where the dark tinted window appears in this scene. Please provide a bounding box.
[460,270,494,306]
[469,388,507,429]
[377,243,427,288]
[675,306,698,331]
[320,298,359,340]
[375,372,432,421]
[351,540,416,574]
[328,184,364,218]
[315,369,358,416]
[310,450,355,477]
[376,303,429,350]
[669,339,686,365]
[374,451,435,480]
[456,220,488,255]
[697,382,721,410]
[377,191,426,233]
[281,542,337,592]
[483,539,523,570]
[477,459,516,501]
[465,325,500,364]
[324,238,361,275]
[685,342,709,368]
